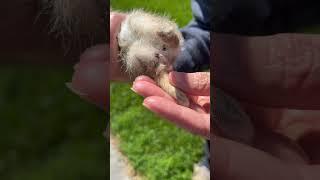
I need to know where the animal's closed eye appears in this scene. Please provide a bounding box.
[162,45,167,51]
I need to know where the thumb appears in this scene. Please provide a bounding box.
[169,72,210,96]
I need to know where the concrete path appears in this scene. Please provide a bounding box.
[110,136,142,180]
[110,142,131,180]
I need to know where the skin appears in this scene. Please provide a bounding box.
[109,12,128,81]
[131,72,210,139]
[214,34,320,109]
[212,34,320,178]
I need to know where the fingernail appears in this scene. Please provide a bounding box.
[65,82,87,96]
[131,83,144,97]
[142,98,156,109]
[142,102,151,109]
[142,99,154,109]
[130,87,137,93]
[131,81,138,92]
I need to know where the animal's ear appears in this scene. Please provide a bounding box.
[156,30,180,47]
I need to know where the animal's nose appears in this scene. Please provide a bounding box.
[155,53,164,59]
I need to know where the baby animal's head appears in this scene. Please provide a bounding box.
[118,9,184,79]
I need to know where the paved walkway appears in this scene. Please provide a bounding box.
[110,136,142,180]
[110,142,131,180]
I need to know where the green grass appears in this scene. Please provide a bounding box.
[110,1,204,179]
[111,83,203,180]
[110,0,192,27]
[0,66,106,180]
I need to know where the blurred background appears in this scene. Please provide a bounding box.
[0,0,107,179]
[110,0,205,179]
[0,66,106,180]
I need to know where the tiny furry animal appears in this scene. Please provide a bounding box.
[117,10,190,107]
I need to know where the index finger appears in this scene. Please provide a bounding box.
[143,96,210,139]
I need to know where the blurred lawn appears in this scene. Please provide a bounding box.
[110,0,192,27]
[0,66,106,180]
[110,0,204,180]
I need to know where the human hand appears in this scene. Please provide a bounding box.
[213,34,320,179]
[131,72,210,139]
[212,97,320,180]
[67,12,129,110]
